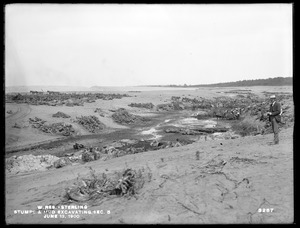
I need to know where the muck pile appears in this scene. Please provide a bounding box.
[29,117,75,136]
[74,115,106,133]
[112,108,151,125]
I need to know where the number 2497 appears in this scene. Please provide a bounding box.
[258,208,274,213]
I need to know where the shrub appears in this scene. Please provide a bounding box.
[231,115,265,137]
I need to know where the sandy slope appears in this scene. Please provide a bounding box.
[5,125,293,224]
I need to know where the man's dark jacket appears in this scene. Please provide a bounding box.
[269,101,281,123]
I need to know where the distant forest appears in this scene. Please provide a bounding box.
[149,77,293,87]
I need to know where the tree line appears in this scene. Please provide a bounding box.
[147,77,293,87]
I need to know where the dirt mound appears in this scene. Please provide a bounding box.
[112,108,151,125]
[29,117,76,136]
[6,152,86,174]
[52,111,71,118]
[6,154,60,174]
[75,115,106,133]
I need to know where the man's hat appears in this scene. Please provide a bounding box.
[270,95,276,99]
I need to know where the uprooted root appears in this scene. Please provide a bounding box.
[61,167,150,205]
[229,157,267,165]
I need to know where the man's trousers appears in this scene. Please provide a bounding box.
[271,117,279,143]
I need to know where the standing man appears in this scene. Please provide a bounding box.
[266,95,281,145]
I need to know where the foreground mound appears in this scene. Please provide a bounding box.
[6,154,60,174]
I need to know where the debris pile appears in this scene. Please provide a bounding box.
[53,157,72,168]
[68,138,194,164]
[6,137,194,175]
[5,92,131,106]
[112,108,151,125]
[61,167,150,204]
[52,111,71,118]
[73,143,85,150]
[99,138,193,158]
[262,91,293,100]
[75,115,105,133]
[94,108,105,117]
[29,117,75,136]
[156,101,186,111]
[229,156,265,165]
[81,150,102,162]
[158,93,293,134]
[12,121,29,129]
[6,154,60,174]
[165,126,229,135]
[171,96,213,109]
[128,102,154,109]
[198,158,228,174]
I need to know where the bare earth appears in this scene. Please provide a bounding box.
[5,86,294,224]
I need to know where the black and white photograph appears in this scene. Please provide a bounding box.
[5,3,293,224]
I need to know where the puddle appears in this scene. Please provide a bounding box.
[212,132,223,136]
[141,127,162,140]
[172,118,217,128]
[139,117,228,141]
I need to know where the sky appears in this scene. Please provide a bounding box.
[5,4,293,87]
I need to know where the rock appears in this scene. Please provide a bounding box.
[53,157,72,168]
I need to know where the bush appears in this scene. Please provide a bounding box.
[231,115,265,137]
